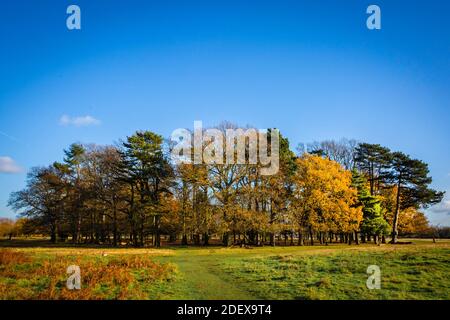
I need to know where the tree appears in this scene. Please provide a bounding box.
[0,218,15,239]
[62,143,86,243]
[292,154,363,245]
[13,218,32,237]
[397,208,430,235]
[387,152,444,243]
[351,169,390,243]
[176,162,213,245]
[302,138,358,170]
[83,145,127,246]
[264,131,297,246]
[354,143,392,195]
[8,166,66,242]
[118,131,174,247]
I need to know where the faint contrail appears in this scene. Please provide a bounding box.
[0,130,21,143]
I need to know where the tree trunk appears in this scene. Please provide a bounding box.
[50,224,57,243]
[269,233,275,246]
[222,232,230,246]
[391,180,402,244]
[112,204,118,247]
[140,220,144,247]
[298,231,303,246]
[154,215,161,247]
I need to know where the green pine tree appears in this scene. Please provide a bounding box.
[352,169,390,243]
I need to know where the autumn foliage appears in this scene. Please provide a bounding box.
[6,129,443,246]
[291,155,362,244]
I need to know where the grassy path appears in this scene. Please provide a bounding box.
[155,252,256,299]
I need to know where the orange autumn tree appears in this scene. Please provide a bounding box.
[175,162,213,245]
[398,207,430,235]
[380,186,430,235]
[291,154,362,245]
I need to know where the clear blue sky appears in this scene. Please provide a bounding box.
[0,0,449,225]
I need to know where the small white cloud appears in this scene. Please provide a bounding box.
[0,156,23,173]
[430,200,450,215]
[59,115,101,127]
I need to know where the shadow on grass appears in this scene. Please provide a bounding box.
[0,238,228,250]
[0,239,121,249]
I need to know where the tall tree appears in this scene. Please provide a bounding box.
[352,169,390,243]
[8,166,66,242]
[304,138,358,170]
[176,162,211,245]
[0,218,16,240]
[84,145,126,246]
[292,154,363,245]
[119,131,174,247]
[63,143,86,243]
[397,207,430,235]
[387,152,444,243]
[265,131,297,246]
[354,143,391,195]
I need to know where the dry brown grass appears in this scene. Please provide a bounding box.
[0,249,177,300]
[0,249,30,265]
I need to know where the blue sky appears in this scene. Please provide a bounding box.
[0,0,449,225]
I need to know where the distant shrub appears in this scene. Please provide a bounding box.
[401,226,450,239]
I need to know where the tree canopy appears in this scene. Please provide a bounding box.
[7,128,444,246]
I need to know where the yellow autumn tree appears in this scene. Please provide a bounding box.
[398,207,430,235]
[379,186,430,235]
[291,154,362,245]
[176,163,213,245]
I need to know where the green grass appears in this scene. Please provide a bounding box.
[1,239,449,300]
[218,248,450,299]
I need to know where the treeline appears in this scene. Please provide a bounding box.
[0,218,26,240]
[7,125,444,247]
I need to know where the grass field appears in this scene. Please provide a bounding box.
[1,239,449,300]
